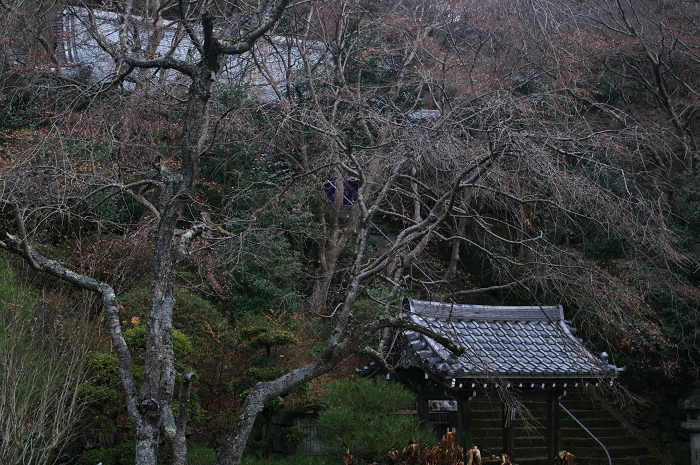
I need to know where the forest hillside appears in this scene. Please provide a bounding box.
[0,0,698,463]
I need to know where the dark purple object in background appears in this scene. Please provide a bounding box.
[324,178,359,205]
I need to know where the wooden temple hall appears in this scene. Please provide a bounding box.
[357,298,624,464]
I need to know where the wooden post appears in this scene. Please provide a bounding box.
[547,391,561,465]
[417,390,430,427]
[457,394,471,449]
[502,403,515,462]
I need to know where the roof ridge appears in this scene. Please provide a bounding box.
[405,298,564,322]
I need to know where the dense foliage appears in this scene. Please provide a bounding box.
[313,379,436,463]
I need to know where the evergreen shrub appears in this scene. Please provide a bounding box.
[312,378,434,464]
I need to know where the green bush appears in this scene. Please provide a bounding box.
[278,426,309,448]
[81,352,128,434]
[76,441,216,465]
[187,443,218,465]
[75,441,136,465]
[82,322,202,433]
[119,285,236,352]
[75,447,119,465]
[224,231,302,320]
[240,453,328,465]
[312,378,434,464]
[123,324,194,358]
[118,284,237,411]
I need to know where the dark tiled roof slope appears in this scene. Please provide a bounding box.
[397,298,618,381]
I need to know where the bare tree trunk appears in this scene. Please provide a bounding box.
[310,173,361,315]
[135,422,160,464]
[445,215,467,280]
[171,372,195,465]
[150,67,214,465]
[412,165,422,223]
[217,359,335,465]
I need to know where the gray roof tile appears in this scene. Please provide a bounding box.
[398,298,618,381]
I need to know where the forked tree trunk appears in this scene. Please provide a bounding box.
[129,63,215,465]
[148,67,213,465]
[217,358,336,465]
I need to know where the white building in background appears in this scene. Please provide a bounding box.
[58,7,331,100]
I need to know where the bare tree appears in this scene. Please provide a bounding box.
[579,0,698,172]
[1,0,293,463]
[250,0,692,373]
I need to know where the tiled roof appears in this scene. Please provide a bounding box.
[395,298,620,382]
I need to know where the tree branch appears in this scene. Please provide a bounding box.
[0,199,42,271]
[0,234,140,425]
[355,318,467,358]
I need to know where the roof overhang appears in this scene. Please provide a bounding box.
[389,298,621,389]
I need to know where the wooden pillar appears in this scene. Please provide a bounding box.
[457,394,471,449]
[502,403,515,462]
[417,390,430,427]
[547,391,561,465]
